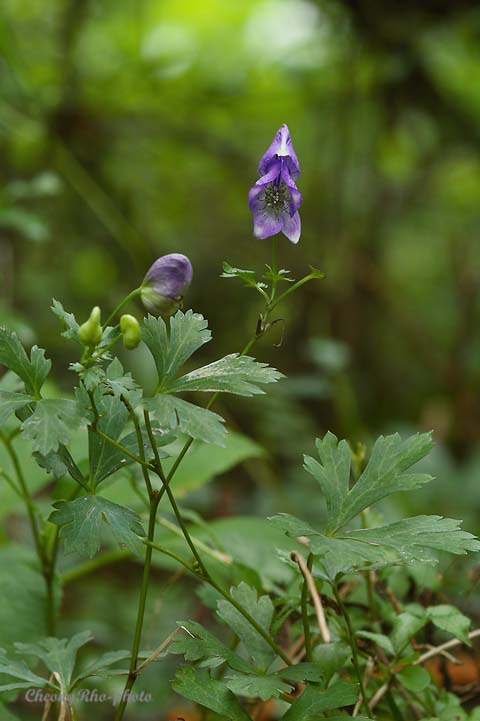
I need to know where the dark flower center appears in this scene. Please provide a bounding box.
[264,182,288,213]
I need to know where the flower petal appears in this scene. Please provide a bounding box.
[281,163,302,214]
[253,207,284,239]
[259,124,300,178]
[282,211,301,244]
[248,158,282,211]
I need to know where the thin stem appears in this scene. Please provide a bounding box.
[269,271,324,313]
[114,494,160,721]
[123,398,154,497]
[92,428,154,471]
[333,584,372,719]
[299,553,313,661]
[89,334,122,363]
[103,287,142,329]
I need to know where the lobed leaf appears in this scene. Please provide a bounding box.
[0,328,51,397]
[172,665,252,721]
[49,495,145,557]
[21,398,87,455]
[145,394,226,446]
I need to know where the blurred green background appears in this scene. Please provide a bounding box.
[2,0,480,718]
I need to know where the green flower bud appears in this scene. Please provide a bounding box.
[78,306,102,347]
[120,314,141,350]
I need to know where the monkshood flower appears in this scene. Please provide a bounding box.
[248,124,302,244]
[141,253,193,316]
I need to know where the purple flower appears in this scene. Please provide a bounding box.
[248,124,302,244]
[141,253,193,316]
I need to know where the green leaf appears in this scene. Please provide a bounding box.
[51,299,79,342]
[391,612,427,655]
[88,394,129,486]
[0,390,33,426]
[21,398,86,455]
[270,513,480,580]
[142,310,211,384]
[0,328,51,397]
[397,665,431,692]
[311,643,351,684]
[145,394,226,446]
[357,631,395,656]
[224,670,293,701]
[104,358,142,405]
[170,620,252,673]
[304,432,352,532]
[221,262,267,290]
[49,496,145,557]
[274,663,325,684]
[217,582,275,672]
[427,605,471,645]
[15,631,92,693]
[0,649,48,692]
[33,445,86,488]
[333,432,434,532]
[281,680,358,721]
[168,353,283,395]
[72,650,131,685]
[172,665,252,721]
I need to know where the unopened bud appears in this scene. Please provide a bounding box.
[120,314,141,350]
[140,253,193,317]
[78,306,102,346]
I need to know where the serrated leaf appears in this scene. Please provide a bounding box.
[172,665,252,721]
[427,605,471,645]
[168,354,283,396]
[21,398,86,455]
[281,680,358,721]
[0,390,33,426]
[272,513,480,580]
[224,670,293,701]
[104,359,142,406]
[145,394,226,446]
[49,496,145,557]
[15,631,93,693]
[304,432,351,531]
[333,433,434,532]
[51,299,79,342]
[217,583,275,672]
[0,328,51,397]
[142,311,211,384]
[274,663,325,684]
[311,643,351,684]
[397,665,431,692]
[0,649,48,692]
[170,620,252,673]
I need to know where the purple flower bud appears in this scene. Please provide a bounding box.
[141,253,193,316]
[248,124,302,244]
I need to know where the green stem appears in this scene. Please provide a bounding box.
[269,271,324,313]
[270,236,279,301]
[92,428,154,471]
[89,334,122,363]
[103,287,142,329]
[301,553,314,661]
[123,398,154,497]
[333,584,372,719]
[114,493,160,721]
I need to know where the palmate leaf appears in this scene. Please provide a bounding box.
[168,354,284,395]
[145,395,226,446]
[21,398,87,455]
[142,311,211,384]
[15,631,92,693]
[270,513,480,580]
[0,327,51,397]
[217,583,275,672]
[49,495,145,557]
[172,665,252,721]
[305,432,434,533]
[34,445,86,488]
[51,299,80,343]
[88,394,129,486]
[281,680,358,721]
[221,262,268,290]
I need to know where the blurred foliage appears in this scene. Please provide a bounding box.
[2,0,480,717]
